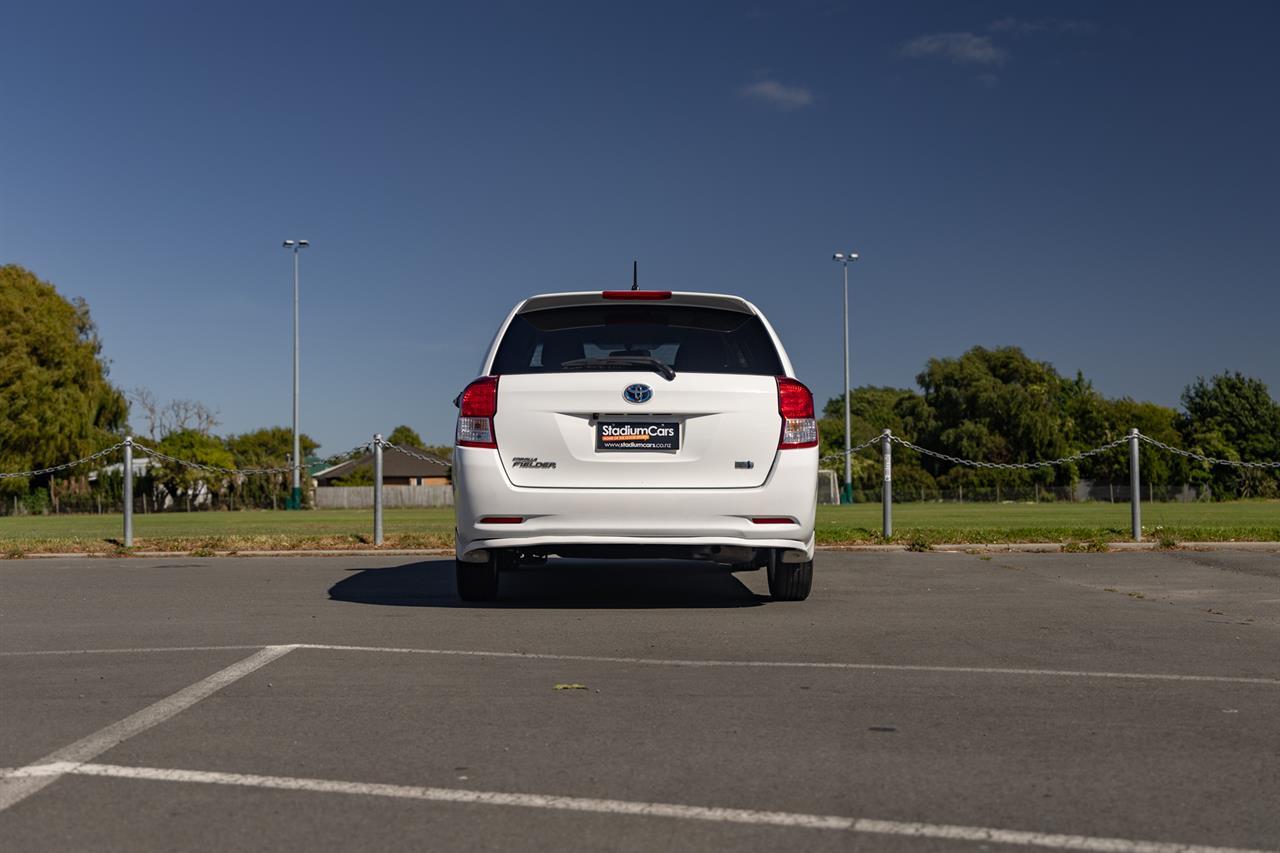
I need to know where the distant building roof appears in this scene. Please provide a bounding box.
[314,447,450,484]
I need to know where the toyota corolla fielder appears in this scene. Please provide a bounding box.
[452,289,819,602]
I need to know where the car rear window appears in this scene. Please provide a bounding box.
[491,304,785,375]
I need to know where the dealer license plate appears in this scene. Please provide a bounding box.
[595,421,680,452]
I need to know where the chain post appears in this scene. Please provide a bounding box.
[373,434,384,546]
[881,429,892,539]
[1129,428,1141,542]
[123,437,134,548]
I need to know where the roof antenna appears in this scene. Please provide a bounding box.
[632,259,638,290]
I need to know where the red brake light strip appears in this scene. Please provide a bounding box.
[601,290,672,300]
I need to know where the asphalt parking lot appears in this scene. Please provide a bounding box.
[1,549,1277,852]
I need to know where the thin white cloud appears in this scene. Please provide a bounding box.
[900,32,1007,65]
[739,79,814,110]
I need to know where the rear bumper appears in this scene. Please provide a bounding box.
[453,445,818,563]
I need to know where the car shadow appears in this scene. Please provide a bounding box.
[327,558,767,609]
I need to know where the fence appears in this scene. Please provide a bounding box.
[0,434,449,546]
[314,484,452,509]
[823,483,1206,505]
[821,483,1208,505]
[822,429,1277,540]
[2,430,1277,546]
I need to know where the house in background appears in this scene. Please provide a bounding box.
[313,447,450,487]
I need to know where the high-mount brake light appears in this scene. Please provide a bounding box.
[776,376,818,449]
[456,376,499,449]
[601,290,672,300]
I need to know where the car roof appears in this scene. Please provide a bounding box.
[516,291,757,315]
[480,290,795,378]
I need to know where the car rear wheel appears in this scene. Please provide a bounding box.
[456,552,506,601]
[766,552,812,601]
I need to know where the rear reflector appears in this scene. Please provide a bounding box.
[601,290,672,300]
[457,376,499,449]
[776,376,818,449]
[751,517,795,524]
[479,516,523,524]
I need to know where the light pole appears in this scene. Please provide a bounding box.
[832,251,859,504]
[283,239,309,509]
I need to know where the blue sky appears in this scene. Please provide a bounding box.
[3,1,1277,455]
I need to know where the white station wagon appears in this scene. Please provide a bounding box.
[452,289,819,601]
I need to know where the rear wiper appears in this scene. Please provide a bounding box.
[559,356,676,381]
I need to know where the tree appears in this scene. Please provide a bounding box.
[225,427,320,508]
[913,346,1081,488]
[128,387,219,440]
[818,386,934,494]
[1077,398,1189,488]
[1178,373,1280,498]
[225,427,320,467]
[0,265,127,495]
[387,425,424,447]
[420,444,454,464]
[151,429,236,506]
[383,426,451,465]
[816,351,1278,500]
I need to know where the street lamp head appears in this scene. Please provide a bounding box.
[283,240,295,248]
[298,240,310,248]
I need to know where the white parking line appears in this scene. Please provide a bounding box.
[1,762,1270,853]
[0,645,267,657]
[291,643,1280,686]
[3,642,1275,685]
[0,645,295,812]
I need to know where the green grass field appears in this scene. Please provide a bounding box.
[0,501,1275,555]
[0,509,456,540]
[816,501,1279,545]
[0,509,456,555]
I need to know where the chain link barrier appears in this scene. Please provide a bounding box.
[819,435,884,466]
[1135,433,1280,470]
[133,444,292,476]
[3,434,1278,480]
[132,440,374,477]
[886,434,1133,470]
[376,439,452,468]
[0,442,128,479]
[335,441,375,461]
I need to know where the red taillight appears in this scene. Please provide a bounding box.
[479,516,523,524]
[601,290,672,300]
[777,377,815,419]
[777,376,818,449]
[457,376,498,449]
[751,517,795,524]
[459,376,498,417]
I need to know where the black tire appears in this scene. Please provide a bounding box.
[456,555,500,602]
[767,552,813,601]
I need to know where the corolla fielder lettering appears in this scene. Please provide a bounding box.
[510,457,557,469]
[452,289,819,602]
